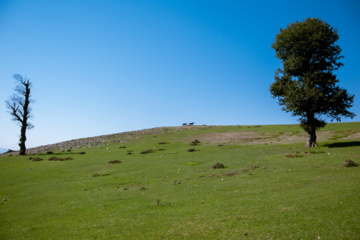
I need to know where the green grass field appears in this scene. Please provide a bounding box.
[1,122,359,239]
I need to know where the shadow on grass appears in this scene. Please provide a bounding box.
[323,141,360,148]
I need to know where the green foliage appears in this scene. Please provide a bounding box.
[270,18,355,134]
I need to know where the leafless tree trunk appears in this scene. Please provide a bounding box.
[6,74,34,155]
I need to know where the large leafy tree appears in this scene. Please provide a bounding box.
[270,18,355,148]
[6,74,34,155]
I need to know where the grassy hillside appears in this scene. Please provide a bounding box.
[1,122,359,239]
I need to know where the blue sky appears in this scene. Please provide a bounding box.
[1,0,359,150]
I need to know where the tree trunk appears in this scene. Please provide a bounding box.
[305,127,318,148]
[19,129,26,155]
[18,82,31,155]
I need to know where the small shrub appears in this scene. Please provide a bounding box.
[64,157,73,160]
[212,163,225,169]
[187,148,196,152]
[109,160,122,164]
[158,142,168,144]
[119,146,127,149]
[342,159,358,167]
[46,151,54,154]
[140,149,154,154]
[32,157,44,162]
[190,139,201,146]
[48,157,64,161]
[140,187,147,190]
[251,165,259,169]
[79,152,86,155]
[286,153,303,158]
[157,199,171,206]
[92,173,110,177]
[224,171,238,176]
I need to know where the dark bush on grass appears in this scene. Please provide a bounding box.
[212,163,225,169]
[92,173,110,177]
[109,160,122,164]
[342,159,358,167]
[48,157,64,161]
[32,157,44,162]
[46,151,54,154]
[79,152,86,155]
[158,142,168,145]
[140,149,154,154]
[224,171,238,176]
[187,148,196,152]
[64,157,73,160]
[190,139,201,146]
[119,146,127,149]
[286,153,303,158]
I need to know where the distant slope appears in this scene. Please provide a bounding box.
[2,122,359,156]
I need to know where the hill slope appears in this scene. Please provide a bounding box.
[1,122,359,239]
[3,122,360,155]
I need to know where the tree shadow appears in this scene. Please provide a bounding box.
[323,141,360,148]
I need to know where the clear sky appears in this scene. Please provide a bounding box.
[0,0,359,150]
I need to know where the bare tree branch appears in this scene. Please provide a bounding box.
[6,74,34,155]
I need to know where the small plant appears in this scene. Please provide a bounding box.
[108,160,122,164]
[190,139,201,146]
[212,163,225,169]
[187,148,196,152]
[224,171,238,176]
[79,152,86,155]
[158,142,168,144]
[119,146,127,149]
[140,187,147,190]
[46,151,54,154]
[32,157,43,162]
[342,159,358,167]
[92,173,110,177]
[286,153,304,158]
[251,165,259,169]
[157,199,171,206]
[140,149,154,154]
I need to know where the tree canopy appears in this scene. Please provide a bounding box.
[270,18,355,147]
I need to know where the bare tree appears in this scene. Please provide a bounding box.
[6,74,34,155]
